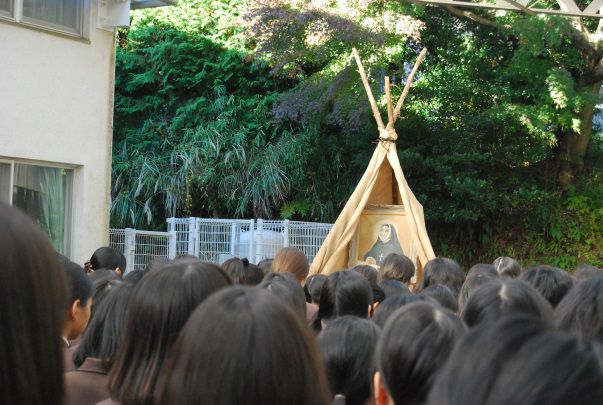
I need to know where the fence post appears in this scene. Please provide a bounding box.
[257,219,264,263]
[168,230,177,259]
[248,219,255,261]
[194,218,201,257]
[187,217,197,256]
[283,219,290,247]
[124,228,136,273]
[166,217,175,233]
[230,221,237,257]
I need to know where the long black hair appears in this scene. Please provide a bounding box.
[259,271,307,318]
[378,279,411,298]
[304,274,328,303]
[318,316,380,405]
[519,265,574,308]
[458,272,498,314]
[0,202,67,405]
[371,294,423,329]
[418,257,464,297]
[107,261,231,405]
[427,315,603,405]
[318,270,373,327]
[379,253,415,284]
[376,301,466,405]
[419,284,458,312]
[156,286,331,405]
[90,246,127,272]
[73,281,132,369]
[461,279,554,328]
[555,276,603,343]
[221,257,263,285]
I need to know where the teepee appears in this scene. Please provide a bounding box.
[309,48,435,287]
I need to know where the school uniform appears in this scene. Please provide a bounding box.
[62,336,76,372]
[65,357,110,405]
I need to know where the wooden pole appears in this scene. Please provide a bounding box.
[385,76,394,126]
[390,48,428,127]
[352,48,385,130]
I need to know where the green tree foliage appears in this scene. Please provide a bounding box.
[112,0,302,226]
[112,0,602,267]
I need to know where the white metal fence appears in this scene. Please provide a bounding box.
[109,218,332,272]
[108,228,175,272]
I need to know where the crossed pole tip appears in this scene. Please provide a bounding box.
[351,47,428,132]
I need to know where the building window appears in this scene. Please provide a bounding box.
[0,0,13,17]
[22,0,83,35]
[0,159,73,255]
[0,0,87,37]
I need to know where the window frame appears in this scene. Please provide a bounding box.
[0,159,15,205]
[0,0,89,38]
[0,0,14,19]
[0,157,75,256]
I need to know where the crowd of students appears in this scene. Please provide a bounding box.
[1,201,603,405]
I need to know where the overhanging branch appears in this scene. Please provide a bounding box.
[434,2,600,59]
[564,23,600,55]
[442,5,503,28]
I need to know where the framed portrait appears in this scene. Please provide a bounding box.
[348,204,413,269]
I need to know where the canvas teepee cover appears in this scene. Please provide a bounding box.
[310,49,435,285]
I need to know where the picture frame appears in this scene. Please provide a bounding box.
[348,204,413,269]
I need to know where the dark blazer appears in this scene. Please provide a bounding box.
[65,357,110,405]
[63,338,78,372]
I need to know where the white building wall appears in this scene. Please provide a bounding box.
[0,1,115,264]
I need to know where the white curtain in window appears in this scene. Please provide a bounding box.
[0,0,13,13]
[22,0,80,32]
[13,164,69,254]
[0,163,11,203]
[39,167,66,253]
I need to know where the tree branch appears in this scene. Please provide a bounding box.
[593,17,603,54]
[443,5,500,28]
[441,3,599,60]
[590,60,603,83]
[564,19,598,56]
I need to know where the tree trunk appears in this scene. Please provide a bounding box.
[557,81,601,189]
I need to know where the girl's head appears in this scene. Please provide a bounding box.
[73,281,132,369]
[259,272,307,318]
[304,274,328,304]
[458,272,498,314]
[318,270,373,326]
[0,202,67,405]
[379,253,415,284]
[108,261,231,404]
[419,257,464,297]
[318,316,380,405]
[221,257,264,285]
[519,265,574,308]
[272,247,310,283]
[492,256,521,278]
[555,276,603,343]
[461,279,554,328]
[427,315,603,405]
[375,302,466,405]
[156,286,331,405]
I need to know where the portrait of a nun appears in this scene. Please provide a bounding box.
[363,223,404,266]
